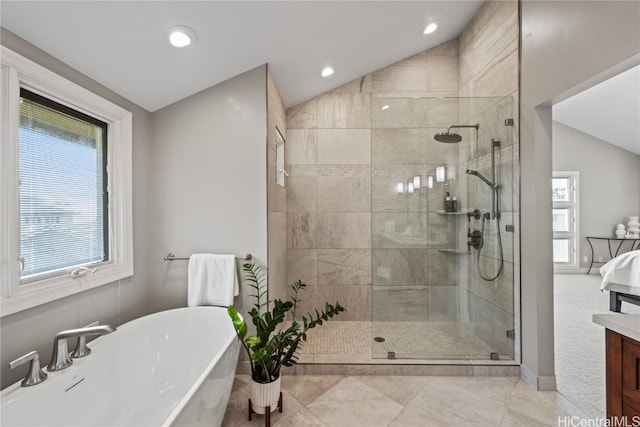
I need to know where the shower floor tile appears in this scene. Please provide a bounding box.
[298,320,497,361]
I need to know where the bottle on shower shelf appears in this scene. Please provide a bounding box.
[444,193,457,212]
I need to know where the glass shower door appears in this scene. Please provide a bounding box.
[370,96,517,361]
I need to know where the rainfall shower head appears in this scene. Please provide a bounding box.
[465,169,497,189]
[434,131,462,143]
[433,124,479,144]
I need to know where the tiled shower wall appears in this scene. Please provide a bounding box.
[284,0,519,358]
[286,39,459,322]
[457,0,519,359]
[267,67,288,303]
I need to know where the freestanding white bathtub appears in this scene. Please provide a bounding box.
[1,307,240,427]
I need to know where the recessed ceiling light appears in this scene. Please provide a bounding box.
[381,105,390,111]
[167,25,197,48]
[321,66,335,77]
[423,22,439,35]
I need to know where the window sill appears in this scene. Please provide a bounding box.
[0,263,133,317]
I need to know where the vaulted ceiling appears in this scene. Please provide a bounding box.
[1,1,483,111]
[554,65,640,155]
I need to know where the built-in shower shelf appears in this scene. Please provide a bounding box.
[438,249,470,255]
[435,210,472,216]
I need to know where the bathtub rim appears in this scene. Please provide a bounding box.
[1,306,240,427]
[160,306,239,427]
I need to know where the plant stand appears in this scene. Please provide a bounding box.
[247,393,283,427]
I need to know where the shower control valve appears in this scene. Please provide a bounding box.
[467,209,481,221]
[467,229,483,251]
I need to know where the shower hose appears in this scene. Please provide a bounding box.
[476,204,504,282]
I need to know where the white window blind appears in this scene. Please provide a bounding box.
[19,89,108,281]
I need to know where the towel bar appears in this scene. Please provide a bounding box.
[164,253,252,261]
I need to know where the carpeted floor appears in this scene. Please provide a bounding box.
[553,273,640,418]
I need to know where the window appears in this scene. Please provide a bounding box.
[552,172,579,269]
[1,47,133,316]
[19,89,109,282]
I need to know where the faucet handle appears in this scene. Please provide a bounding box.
[9,351,48,387]
[71,321,99,359]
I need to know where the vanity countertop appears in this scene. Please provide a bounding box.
[592,313,640,342]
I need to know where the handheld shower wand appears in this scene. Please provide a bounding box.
[465,139,501,219]
[466,139,503,281]
[465,169,497,189]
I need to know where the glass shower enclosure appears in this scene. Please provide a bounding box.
[370,96,518,361]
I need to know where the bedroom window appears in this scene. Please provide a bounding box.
[552,172,579,269]
[1,46,133,316]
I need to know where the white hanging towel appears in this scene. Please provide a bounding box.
[188,254,239,307]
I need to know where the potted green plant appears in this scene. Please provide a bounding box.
[227,263,344,414]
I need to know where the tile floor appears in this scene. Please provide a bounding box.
[220,274,634,426]
[299,320,497,361]
[222,375,577,426]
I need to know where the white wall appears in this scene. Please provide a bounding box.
[520,0,640,389]
[553,121,640,268]
[149,65,267,316]
[0,28,153,389]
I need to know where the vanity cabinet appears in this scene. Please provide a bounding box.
[606,329,640,420]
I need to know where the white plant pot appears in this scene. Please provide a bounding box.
[250,376,281,414]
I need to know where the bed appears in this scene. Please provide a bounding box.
[600,249,640,312]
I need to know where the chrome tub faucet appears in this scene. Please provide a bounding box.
[48,324,116,372]
[9,351,48,387]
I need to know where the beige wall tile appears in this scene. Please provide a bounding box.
[268,254,288,302]
[371,53,427,93]
[317,286,371,321]
[426,212,457,248]
[288,212,318,249]
[372,286,428,322]
[372,96,457,129]
[424,98,460,127]
[472,43,518,97]
[267,157,286,213]
[372,212,427,249]
[286,129,317,165]
[371,98,431,129]
[468,294,515,358]
[425,54,458,92]
[291,284,319,320]
[316,213,371,249]
[427,249,459,286]
[317,129,371,164]
[268,212,287,261]
[317,176,371,212]
[288,249,318,286]
[371,129,428,165]
[287,99,317,129]
[427,285,459,321]
[267,70,288,310]
[287,176,317,212]
[317,93,371,129]
[317,249,371,285]
[372,249,428,285]
[372,173,428,213]
[471,260,514,313]
[470,1,518,75]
